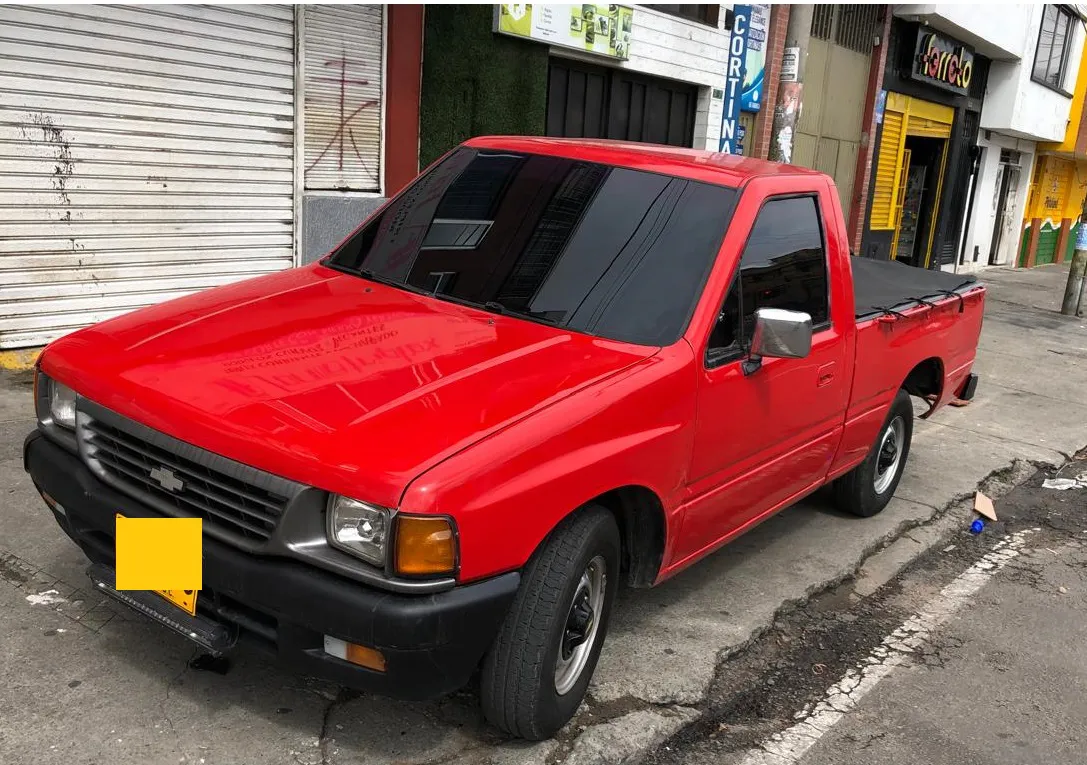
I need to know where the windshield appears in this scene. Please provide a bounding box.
[326,148,738,346]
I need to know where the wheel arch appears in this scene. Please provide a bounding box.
[537,485,668,589]
[902,356,944,416]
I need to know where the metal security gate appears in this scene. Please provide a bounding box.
[794,5,882,211]
[0,4,296,349]
[546,57,696,147]
[302,4,383,192]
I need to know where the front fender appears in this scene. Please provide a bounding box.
[399,345,697,583]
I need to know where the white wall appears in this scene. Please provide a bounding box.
[955,132,1036,273]
[893,4,1032,61]
[625,5,731,87]
[980,4,1085,142]
[552,5,733,150]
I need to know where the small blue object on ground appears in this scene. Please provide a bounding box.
[970,519,985,535]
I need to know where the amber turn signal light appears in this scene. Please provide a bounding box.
[394,515,456,576]
[323,636,386,672]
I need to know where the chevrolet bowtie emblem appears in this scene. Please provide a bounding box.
[149,465,184,493]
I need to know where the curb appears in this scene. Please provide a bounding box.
[0,348,42,372]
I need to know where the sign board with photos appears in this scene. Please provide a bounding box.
[741,4,769,112]
[495,4,633,60]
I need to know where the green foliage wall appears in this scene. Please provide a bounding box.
[420,5,549,167]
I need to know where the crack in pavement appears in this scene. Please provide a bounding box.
[160,648,197,757]
[919,418,1070,459]
[317,687,358,765]
[979,379,1087,407]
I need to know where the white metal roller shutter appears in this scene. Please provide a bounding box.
[303,4,383,192]
[0,4,295,349]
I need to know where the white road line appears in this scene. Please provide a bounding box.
[738,528,1039,765]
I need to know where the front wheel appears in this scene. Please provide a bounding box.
[480,505,620,740]
[833,387,914,517]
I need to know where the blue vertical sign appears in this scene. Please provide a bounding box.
[720,5,751,154]
[740,4,768,112]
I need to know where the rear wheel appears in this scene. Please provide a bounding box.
[834,387,914,517]
[480,505,620,740]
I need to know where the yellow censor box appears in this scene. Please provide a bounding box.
[115,516,202,613]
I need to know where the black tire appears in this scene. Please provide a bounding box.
[833,387,914,517]
[480,505,620,740]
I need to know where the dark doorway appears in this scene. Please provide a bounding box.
[989,159,1022,266]
[895,136,946,268]
[546,57,697,147]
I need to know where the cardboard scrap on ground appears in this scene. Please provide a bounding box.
[974,491,997,522]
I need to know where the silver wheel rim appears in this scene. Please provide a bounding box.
[874,416,905,495]
[555,555,606,696]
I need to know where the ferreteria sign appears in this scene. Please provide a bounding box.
[913,30,974,95]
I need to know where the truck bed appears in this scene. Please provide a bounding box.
[840,255,986,479]
[851,256,978,320]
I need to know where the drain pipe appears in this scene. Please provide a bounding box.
[956,146,982,273]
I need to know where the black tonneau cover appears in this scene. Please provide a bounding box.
[852,257,978,320]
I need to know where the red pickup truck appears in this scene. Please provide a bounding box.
[24,137,985,739]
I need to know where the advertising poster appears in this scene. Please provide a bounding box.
[741,4,769,112]
[496,4,633,60]
[781,46,800,82]
[720,4,751,154]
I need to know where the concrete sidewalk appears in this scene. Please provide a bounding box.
[1,264,1085,765]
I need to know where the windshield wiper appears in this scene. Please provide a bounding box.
[347,267,429,296]
[434,294,560,326]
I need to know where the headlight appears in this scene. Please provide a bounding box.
[49,380,77,430]
[327,495,391,566]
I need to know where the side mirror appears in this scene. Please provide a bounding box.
[742,308,813,375]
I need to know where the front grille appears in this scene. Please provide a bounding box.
[78,408,295,546]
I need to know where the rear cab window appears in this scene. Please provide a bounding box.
[706,195,831,366]
[326,148,739,347]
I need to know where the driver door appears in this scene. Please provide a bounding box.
[676,194,849,562]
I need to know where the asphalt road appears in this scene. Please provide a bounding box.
[646,457,1087,765]
[1,263,1086,765]
[800,483,1087,765]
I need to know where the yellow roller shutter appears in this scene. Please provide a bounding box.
[871,109,905,230]
[904,116,952,139]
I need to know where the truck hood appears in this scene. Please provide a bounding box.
[41,264,657,506]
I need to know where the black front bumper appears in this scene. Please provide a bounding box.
[24,431,519,700]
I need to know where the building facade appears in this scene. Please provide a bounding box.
[419,4,788,165]
[947,3,1085,271]
[5,4,1084,352]
[860,11,991,270]
[2,3,800,350]
[0,4,424,349]
[859,4,1085,274]
[1019,18,1087,268]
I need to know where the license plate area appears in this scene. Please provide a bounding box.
[157,588,198,616]
[87,563,235,655]
[115,513,199,616]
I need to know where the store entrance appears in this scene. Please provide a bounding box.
[894,136,947,268]
[869,92,955,268]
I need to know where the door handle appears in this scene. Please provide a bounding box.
[817,362,836,388]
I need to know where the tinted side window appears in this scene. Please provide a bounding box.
[739,196,829,340]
